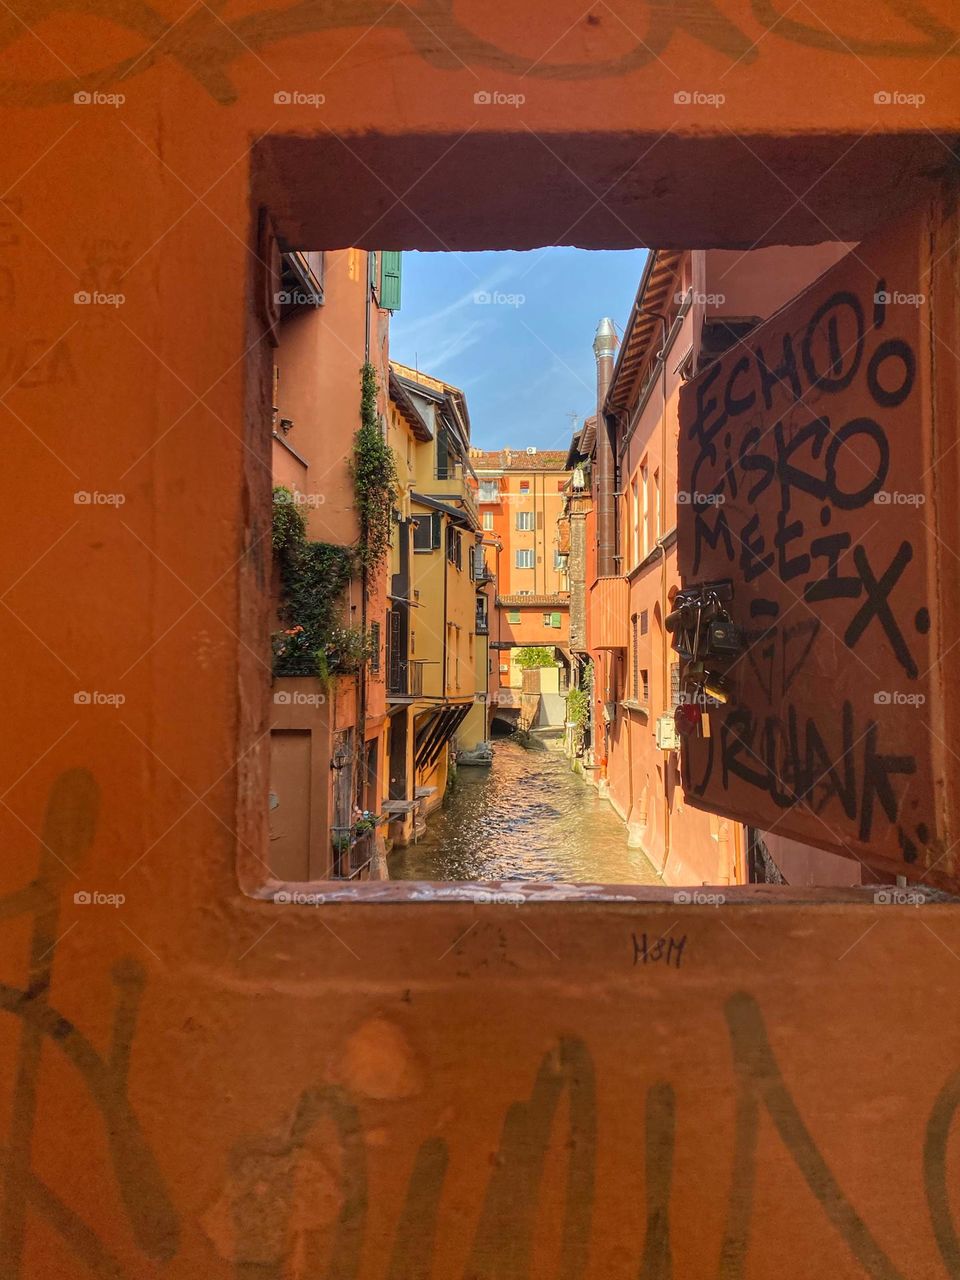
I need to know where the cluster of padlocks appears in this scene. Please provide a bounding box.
[665,581,743,737]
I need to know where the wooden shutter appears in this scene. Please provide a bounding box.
[388,611,402,691]
[379,251,402,310]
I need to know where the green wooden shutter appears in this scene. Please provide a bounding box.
[380,251,402,311]
[551,611,562,628]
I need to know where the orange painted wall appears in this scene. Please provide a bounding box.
[605,246,859,885]
[2,7,960,1277]
[678,206,954,886]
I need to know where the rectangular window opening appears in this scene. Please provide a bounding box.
[256,161,883,902]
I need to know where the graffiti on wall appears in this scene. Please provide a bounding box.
[677,251,938,875]
[0,0,957,105]
[0,770,179,1278]
[3,775,959,1276]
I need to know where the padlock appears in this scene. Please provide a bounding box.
[705,618,742,656]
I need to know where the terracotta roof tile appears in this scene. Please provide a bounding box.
[471,449,570,472]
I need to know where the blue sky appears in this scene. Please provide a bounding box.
[389,248,648,454]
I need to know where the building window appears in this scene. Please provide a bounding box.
[446,526,463,569]
[515,550,534,569]
[519,480,530,493]
[413,512,441,551]
[641,669,650,702]
[641,462,649,560]
[482,511,494,530]
[631,477,639,568]
[369,621,380,673]
[479,480,499,502]
[671,662,680,708]
[508,610,521,624]
[516,511,535,531]
[631,614,639,698]
[640,609,648,635]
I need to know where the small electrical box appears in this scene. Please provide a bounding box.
[656,712,679,751]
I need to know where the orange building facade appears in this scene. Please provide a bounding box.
[471,448,572,700]
[578,245,882,886]
[268,247,396,879]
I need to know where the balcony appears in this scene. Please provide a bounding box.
[589,576,629,649]
[430,463,480,529]
[472,549,495,584]
[386,658,425,700]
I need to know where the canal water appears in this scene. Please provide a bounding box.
[390,735,662,883]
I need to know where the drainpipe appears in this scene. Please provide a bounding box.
[594,318,618,793]
[594,318,618,577]
[442,524,449,699]
[357,264,374,842]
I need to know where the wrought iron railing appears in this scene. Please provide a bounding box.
[387,658,425,698]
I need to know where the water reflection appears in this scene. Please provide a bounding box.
[389,736,662,882]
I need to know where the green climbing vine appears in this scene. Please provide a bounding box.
[514,646,556,671]
[351,362,399,579]
[271,486,367,680]
[566,661,593,754]
[272,365,396,681]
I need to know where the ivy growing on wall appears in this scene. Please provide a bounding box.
[272,365,396,681]
[271,486,361,680]
[515,646,556,671]
[566,661,593,754]
[351,362,399,579]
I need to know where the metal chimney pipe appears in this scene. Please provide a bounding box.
[594,317,618,578]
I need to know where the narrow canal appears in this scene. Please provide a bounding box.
[390,735,662,882]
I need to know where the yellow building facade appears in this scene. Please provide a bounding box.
[382,364,489,848]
